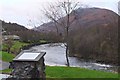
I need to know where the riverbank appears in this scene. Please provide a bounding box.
[0,42,119,79]
[1,42,118,73]
[46,66,118,78]
[0,66,118,78]
[0,51,15,62]
[28,43,118,73]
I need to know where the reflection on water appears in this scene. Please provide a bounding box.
[28,43,117,72]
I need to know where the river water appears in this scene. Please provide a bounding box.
[28,43,116,72]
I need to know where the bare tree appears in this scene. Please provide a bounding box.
[42,0,80,66]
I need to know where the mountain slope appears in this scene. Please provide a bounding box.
[33,8,118,34]
[2,21,28,34]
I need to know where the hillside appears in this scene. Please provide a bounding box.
[33,8,119,65]
[2,21,28,33]
[1,20,43,42]
[33,8,118,33]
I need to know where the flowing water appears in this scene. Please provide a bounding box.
[28,43,117,72]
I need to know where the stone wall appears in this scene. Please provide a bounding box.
[8,57,45,80]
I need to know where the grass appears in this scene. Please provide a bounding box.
[0,69,12,74]
[10,41,28,52]
[2,41,28,53]
[39,40,47,44]
[2,44,8,51]
[46,66,118,78]
[0,51,15,62]
[1,41,28,61]
[0,66,118,79]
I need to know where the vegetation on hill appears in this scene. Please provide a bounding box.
[2,21,27,32]
[1,20,59,43]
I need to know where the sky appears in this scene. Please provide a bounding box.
[0,0,119,29]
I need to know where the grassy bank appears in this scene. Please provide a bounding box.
[1,66,118,78]
[2,40,48,54]
[2,41,28,54]
[10,41,28,52]
[0,51,15,62]
[46,66,118,78]
[0,68,12,74]
[1,40,48,62]
[1,41,28,61]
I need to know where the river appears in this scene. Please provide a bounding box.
[28,43,116,72]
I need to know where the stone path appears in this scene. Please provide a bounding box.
[0,60,10,79]
[0,60,10,70]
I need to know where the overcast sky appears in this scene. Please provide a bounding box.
[0,0,119,29]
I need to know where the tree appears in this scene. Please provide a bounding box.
[5,38,14,53]
[42,0,80,66]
